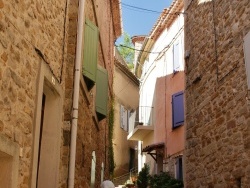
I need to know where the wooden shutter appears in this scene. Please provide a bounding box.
[120,105,128,131]
[172,91,184,128]
[173,42,180,72]
[244,32,250,89]
[120,105,124,128]
[83,19,99,86]
[123,109,128,131]
[95,66,108,121]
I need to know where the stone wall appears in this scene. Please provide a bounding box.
[184,0,250,187]
[0,0,118,187]
[63,0,118,187]
[0,0,66,187]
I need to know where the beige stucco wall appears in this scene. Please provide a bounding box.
[113,62,139,178]
[184,0,250,187]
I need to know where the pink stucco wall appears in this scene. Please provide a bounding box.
[154,71,185,157]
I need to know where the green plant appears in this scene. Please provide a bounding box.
[137,164,150,188]
[108,98,115,178]
[149,172,183,188]
[117,32,135,64]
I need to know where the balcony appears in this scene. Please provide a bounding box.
[127,106,154,141]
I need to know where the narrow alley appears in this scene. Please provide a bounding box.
[0,0,249,188]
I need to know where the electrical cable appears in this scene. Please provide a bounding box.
[122,6,160,14]
[121,2,162,14]
[115,44,161,54]
[121,2,185,15]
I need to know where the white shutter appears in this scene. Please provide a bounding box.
[123,109,128,131]
[173,42,180,72]
[120,105,124,128]
[244,31,250,89]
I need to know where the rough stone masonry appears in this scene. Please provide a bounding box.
[184,0,250,187]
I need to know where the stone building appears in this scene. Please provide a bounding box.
[0,0,121,187]
[184,0,250,187]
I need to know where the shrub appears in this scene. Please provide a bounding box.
[137,164,150,188]
[149,172,183,188]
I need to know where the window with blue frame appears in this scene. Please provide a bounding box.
[172,91,184,128]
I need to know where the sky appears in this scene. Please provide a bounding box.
[116,0,173,44]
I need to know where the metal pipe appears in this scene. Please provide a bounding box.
[68,0,85,187]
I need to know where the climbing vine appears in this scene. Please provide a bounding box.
[108,97,115,178]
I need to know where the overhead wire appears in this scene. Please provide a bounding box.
[116,2,186,55]
[122,6,159,14]
[121,2,185,15]
[121,2,162,14]
[115,44,161,54]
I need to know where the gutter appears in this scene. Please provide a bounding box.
[68,0,85,187]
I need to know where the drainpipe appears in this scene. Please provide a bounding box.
[68,0,85,187]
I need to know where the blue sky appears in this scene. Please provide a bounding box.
[117,0,173,43]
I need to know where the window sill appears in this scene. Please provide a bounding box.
[172,123,184,130]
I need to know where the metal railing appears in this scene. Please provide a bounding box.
[137,106,153,126]
[113,167,138,187]
[129,106,154,132]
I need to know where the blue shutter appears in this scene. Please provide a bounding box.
[173,42,180,72]
[172,91,184,128]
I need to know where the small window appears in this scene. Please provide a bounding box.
[175,157,183,181]
[0,134,19,188]
[90,151,96,188]
[243,31,250,89]
[172,91,184,128]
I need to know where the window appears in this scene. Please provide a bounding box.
[173,42,180,72]
[101,162,104,183]
[120,105,128,131]
[0,134,19,188]
[90,151,96,188]
[172,91,184,128]
[175,157,183,181]
[244,31,250,89]
[95,66,108,121]
[83,19,99,90]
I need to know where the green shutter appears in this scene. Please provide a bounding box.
[95,66,108,121]
[83,19,99,86]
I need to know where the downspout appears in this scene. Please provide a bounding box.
[68,0,85,187]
